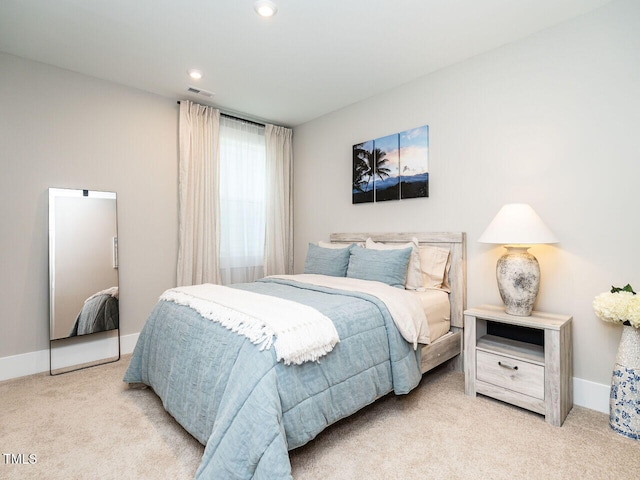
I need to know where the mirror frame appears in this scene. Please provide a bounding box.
[48,188,121,374]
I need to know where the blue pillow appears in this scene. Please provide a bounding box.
[303,243,353,277]
[346,246,412,288]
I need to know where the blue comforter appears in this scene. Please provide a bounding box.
[123,277,421,479]
[70,294,119,336]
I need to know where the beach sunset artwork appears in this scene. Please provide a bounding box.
[352,124,429,204]
[373,133,400,202]
[352,140,374,203]
[399,125,429,199]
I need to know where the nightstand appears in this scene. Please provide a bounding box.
[464,305,573,426]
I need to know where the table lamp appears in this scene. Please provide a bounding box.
[478,203,558,316]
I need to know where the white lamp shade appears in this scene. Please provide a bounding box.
[478,203,558,245]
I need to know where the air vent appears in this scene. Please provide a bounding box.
[186,86,215,98]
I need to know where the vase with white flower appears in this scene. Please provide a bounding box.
[593,284,640,440]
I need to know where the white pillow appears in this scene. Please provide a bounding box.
[418,245,451,291]
[365,237,423,290]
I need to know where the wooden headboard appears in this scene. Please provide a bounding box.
[329,232,467,329]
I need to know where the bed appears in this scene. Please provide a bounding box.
[123,232,466,479]
[69,286,119,336]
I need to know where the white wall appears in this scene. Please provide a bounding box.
[0,52,179,368]
[293,0,640,401]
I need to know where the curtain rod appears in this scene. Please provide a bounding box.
[176,101,265,127]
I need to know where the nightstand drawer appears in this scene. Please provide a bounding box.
[476,350,544,400]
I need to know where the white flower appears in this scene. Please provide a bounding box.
[593,290,640,328]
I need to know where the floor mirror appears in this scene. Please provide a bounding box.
[49,188,120,374]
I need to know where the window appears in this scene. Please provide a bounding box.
[219,116,266,284]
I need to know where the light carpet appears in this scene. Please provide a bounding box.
[1,356,638,479]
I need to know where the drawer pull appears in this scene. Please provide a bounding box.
[498,361,518,370]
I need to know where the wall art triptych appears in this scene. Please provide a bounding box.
[352,125,429,204]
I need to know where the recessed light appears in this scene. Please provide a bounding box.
[188,69,203,80]
[254,0,278,17]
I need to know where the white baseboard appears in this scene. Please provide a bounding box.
[573,376,610,414]
[0,332,139,381]
[1,341,611,414]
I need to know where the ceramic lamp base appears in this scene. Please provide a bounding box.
[496,247,540,316]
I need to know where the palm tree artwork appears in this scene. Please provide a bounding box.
[373,134,400,202]
[352,140,374,203]
[352,125,429,204]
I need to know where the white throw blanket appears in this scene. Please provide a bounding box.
[160,284,340,365]
[268,274,430,348]
[85,286,119,302]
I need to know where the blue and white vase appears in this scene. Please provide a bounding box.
[610,324,640,440]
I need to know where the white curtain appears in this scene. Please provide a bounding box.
[219,116,267,284]
[264,124,293,276]
[176,101,222,286]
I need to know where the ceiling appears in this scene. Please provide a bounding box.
[0,0,613,127]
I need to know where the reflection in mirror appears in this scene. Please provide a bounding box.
[49,188,119,341]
